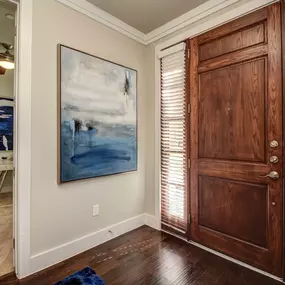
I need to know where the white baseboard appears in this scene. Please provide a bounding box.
[30,214,145,274]
[144,214,160,230]
[22,214,284,283]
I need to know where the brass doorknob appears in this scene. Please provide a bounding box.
[259,171,279,179]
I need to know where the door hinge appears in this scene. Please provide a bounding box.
[188,214,191,224]
[13,238,15,249]
[188,158,191,169]
[13,167,15,177]
[187,103,191,114]
[187,49,190,59]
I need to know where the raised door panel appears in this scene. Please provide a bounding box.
[198,9,267,45]
[199,59,266,162]
[198,175,267,248]
[199,22,266,62]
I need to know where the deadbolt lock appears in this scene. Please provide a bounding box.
[270,140,279,148]
[269,156,279,164]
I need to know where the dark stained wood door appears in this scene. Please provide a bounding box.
[189,3,283,276]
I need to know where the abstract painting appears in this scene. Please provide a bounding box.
[0,98,13,151]
[58,45,137,183]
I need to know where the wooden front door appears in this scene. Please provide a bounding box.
[189,3,283,276]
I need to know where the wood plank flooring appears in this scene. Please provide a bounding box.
[0,226,282,285]
[0,192,13,278]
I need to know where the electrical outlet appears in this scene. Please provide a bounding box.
[93,205,99,217]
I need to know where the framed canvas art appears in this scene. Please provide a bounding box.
[0,98,14,151]
[58,45,137,183]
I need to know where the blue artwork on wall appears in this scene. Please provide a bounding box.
[0,99,13,151]
[58,45,137,183]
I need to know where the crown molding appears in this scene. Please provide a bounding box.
[155,0,278,51]
[145,0,240,44]
[55,0,146,44]
[56,0,279,46]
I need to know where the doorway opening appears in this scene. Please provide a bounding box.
[0,0,17,278]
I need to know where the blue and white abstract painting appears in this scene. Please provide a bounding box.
[0,99,14,151]
[59,45,137,183]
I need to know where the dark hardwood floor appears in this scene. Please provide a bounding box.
[0,226,282,285]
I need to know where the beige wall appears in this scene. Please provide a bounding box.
[144,44,155,215]
[30,0,147,255]
[0,5,14,99]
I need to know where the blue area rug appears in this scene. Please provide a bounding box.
[54,267,106,285]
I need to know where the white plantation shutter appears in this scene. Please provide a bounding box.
[160,43,188,233]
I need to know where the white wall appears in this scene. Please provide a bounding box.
[30,0,147,255]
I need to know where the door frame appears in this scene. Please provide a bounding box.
[11,0,19,275]
[6,0,33,279]
[154,0,284,281]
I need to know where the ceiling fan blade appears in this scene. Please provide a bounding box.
[0,66,6,75]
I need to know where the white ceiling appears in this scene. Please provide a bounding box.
[87,0,209,33]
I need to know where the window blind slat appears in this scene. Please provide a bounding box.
[161,56,184,65]
[162,88,185,94]
[160,45,187,233]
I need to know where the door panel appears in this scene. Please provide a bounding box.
[199,59,266,161]
[198,45,268,73]
[198,176,268,247]
[189,4,282,276]
[199,22,266,61]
